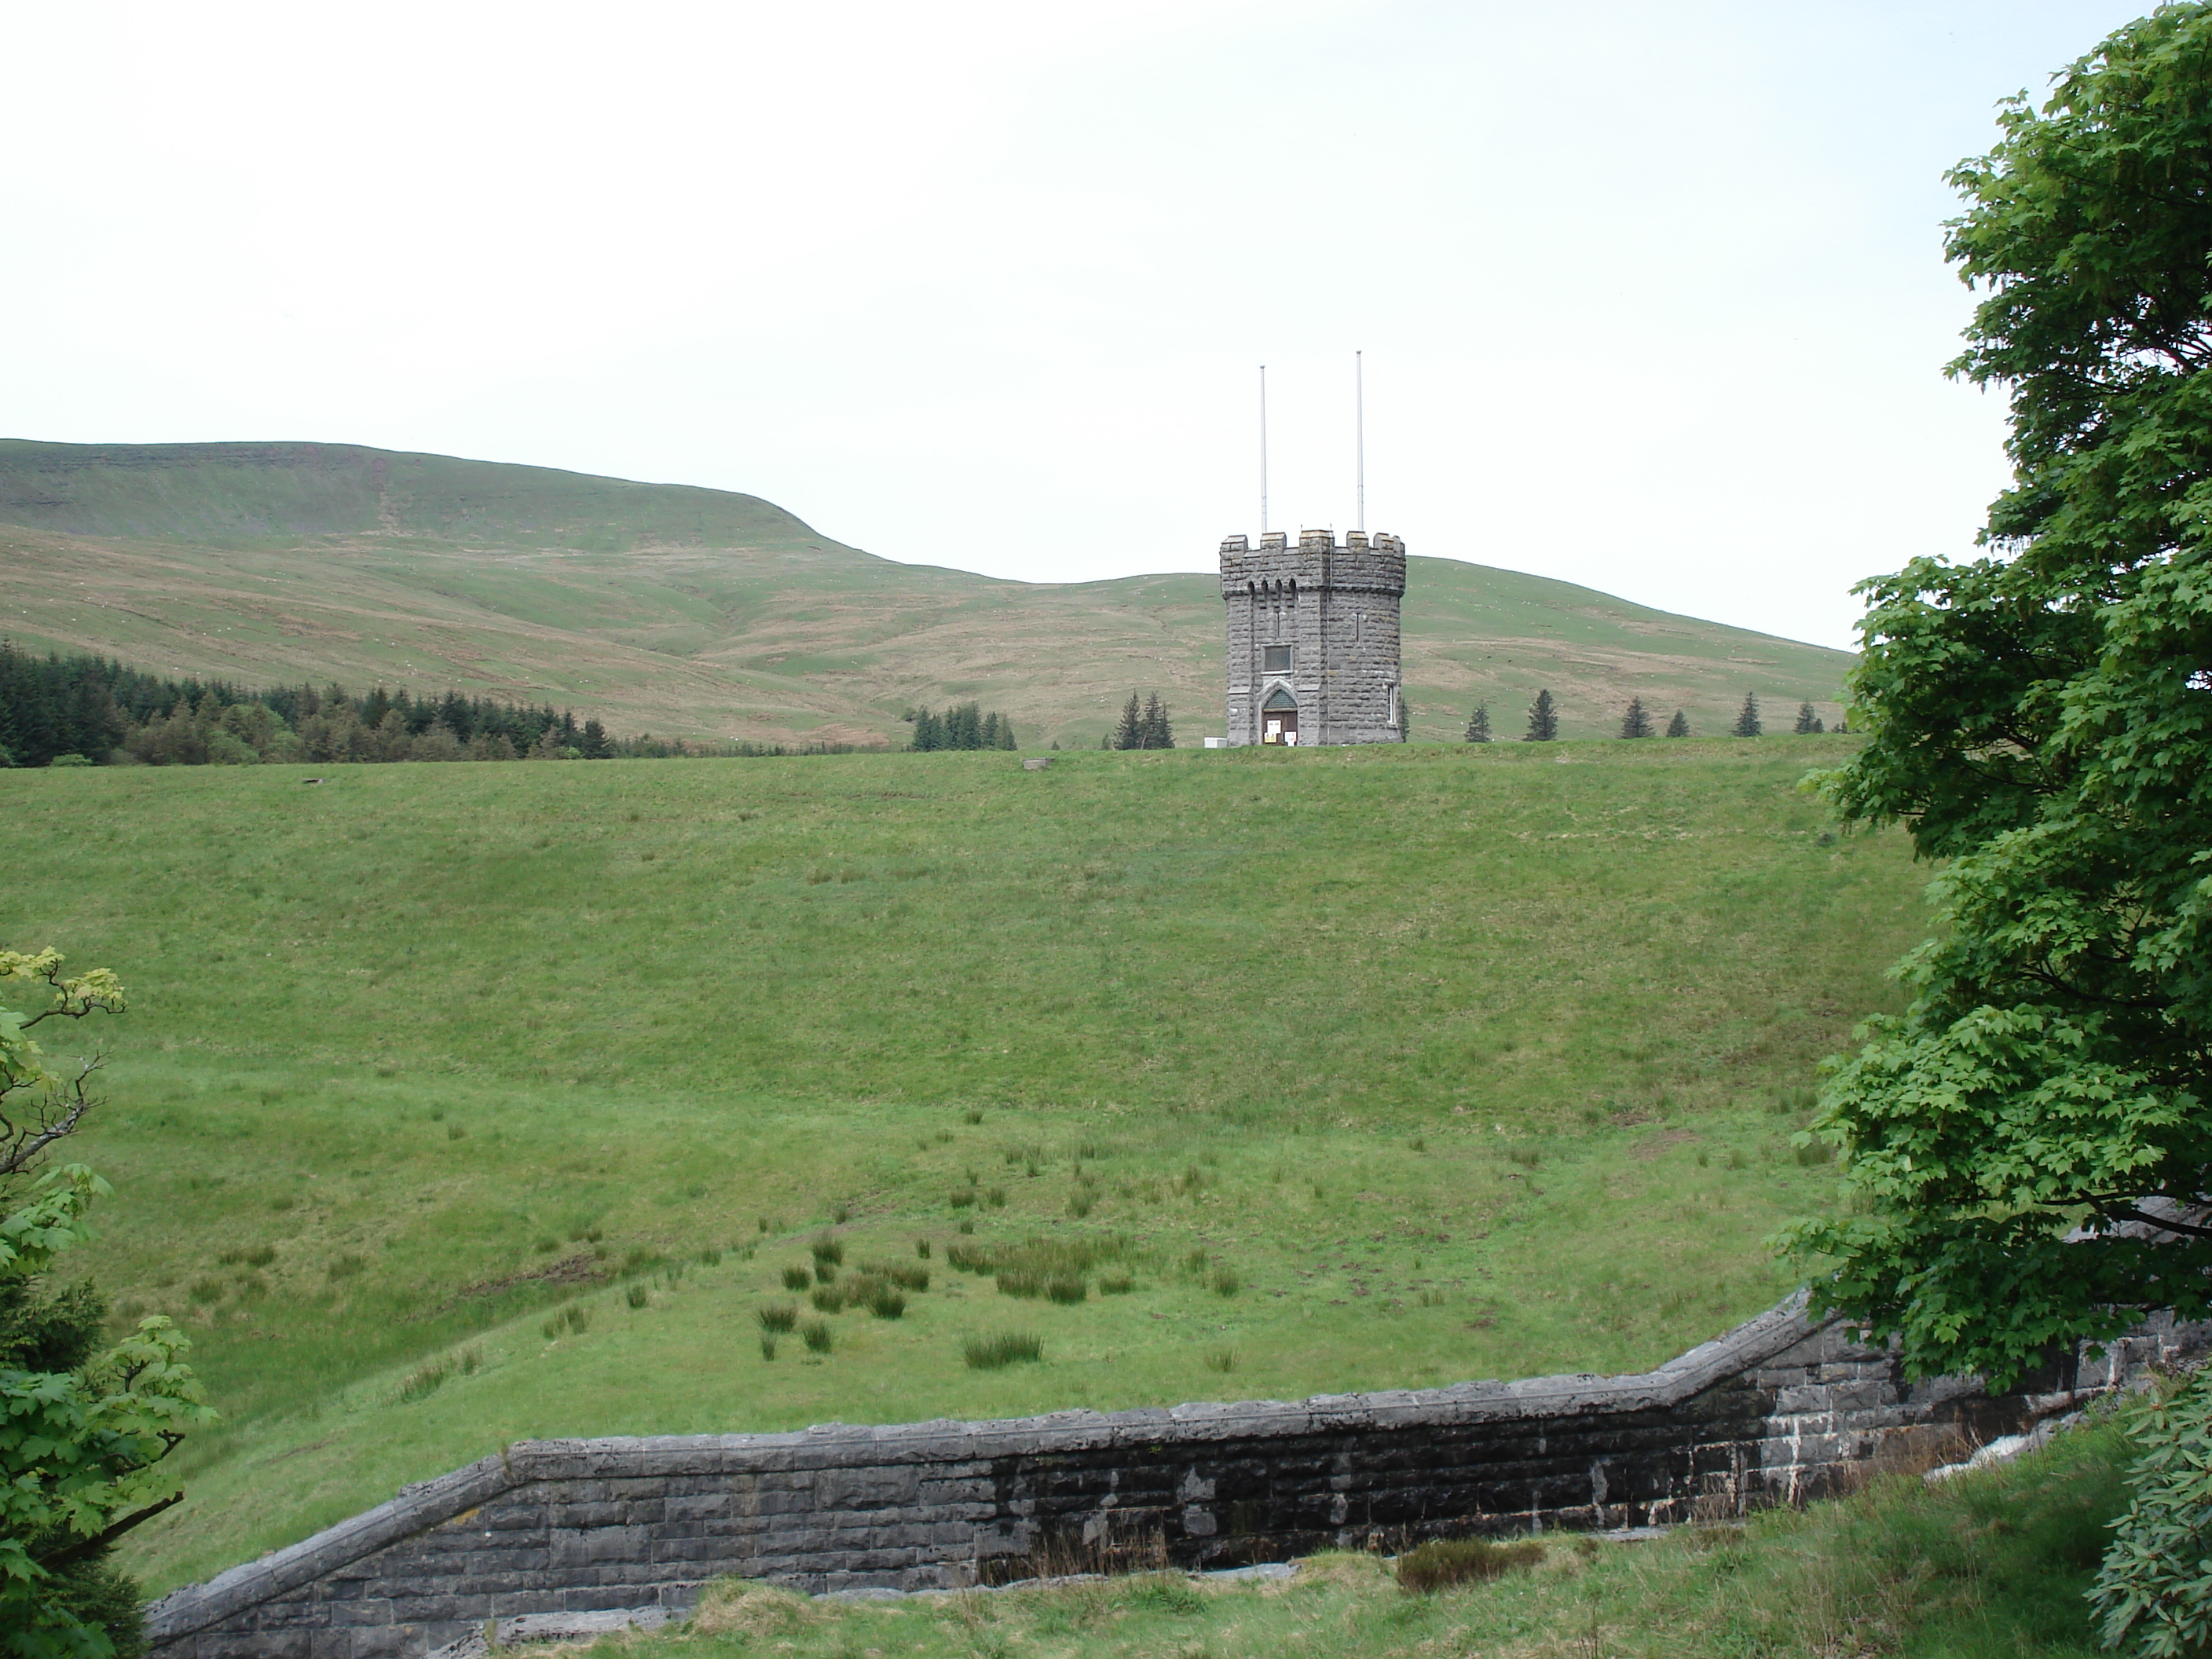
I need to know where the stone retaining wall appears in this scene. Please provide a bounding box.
[145,1295,2203,1658]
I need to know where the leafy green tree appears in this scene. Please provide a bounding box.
[0,951,211,1657]
[1463,704,1490,744]
[1524,690,1558,742]
[1793,701,1823,734]
[1664,709,1690,738]
[1778,5,2212,1412]
[1730,692,1761,737]
[1619,698,1653,739]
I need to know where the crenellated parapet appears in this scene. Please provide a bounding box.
[1218,529,1405,599]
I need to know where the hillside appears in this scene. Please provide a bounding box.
[0,440,1853,746]
[0,738,1925,1592]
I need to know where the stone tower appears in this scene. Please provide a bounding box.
[1219,529,1406,745]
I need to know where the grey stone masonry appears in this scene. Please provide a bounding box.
[145,1295,2203,1659]
[1220,529,1404,746]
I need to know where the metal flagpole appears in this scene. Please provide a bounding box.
[1259,364,1269,534]
[1355,350,1365,534]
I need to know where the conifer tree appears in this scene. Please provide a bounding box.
[1731,692,1762,737]
[1525,689,1558,742]
[1619,697,1654,739]
[1396,690,1412,741]
[1141,694,1174,749]
[997,716,1017,750]
[980,712,1001,749]
[1463,704,1491,743]
[1793,700,1823,734]
[1111,693,1144,750]
[1665,709,1690,738]
[907,709,941,752]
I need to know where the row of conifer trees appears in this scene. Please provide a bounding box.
[904,703,1018,751]
[1463,690,1833,742]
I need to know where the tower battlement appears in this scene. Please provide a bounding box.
[1218,530,1405,600]
[1217,530,1406,747]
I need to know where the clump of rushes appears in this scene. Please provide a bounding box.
[869,1288,906,1320]
[809,1285,844,1313]
[950,1188,978,1209]
[862,1260,928,1291]
[996,1269,1045,1299]
[1210,1266,1241,1298]
[1394,1537,1545,1592]
[801,1319,833,1354]
[915,1238,932,1259]
[963,1331,1043,1369]
[1068,1191,1095,1218]
[984,1186,1007,1209]
[811,1235,844,1267]
[1203,1348,1236,1374]
[756,1302,797,1333]
[626,1284,650,1309]
[957,1218,976,1235]
[1046,1275,1086,1305]
[759,1334,778,1361]
[782,1264,811,1291]
[1099,1270,1135,1295]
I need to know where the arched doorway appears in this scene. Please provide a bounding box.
[1261,687,1298,745]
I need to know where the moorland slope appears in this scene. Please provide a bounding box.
[0,737,1918,1592]
[0,439,1851,746]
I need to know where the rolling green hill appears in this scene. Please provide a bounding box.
[0,440,1852,747]
[0,738,1921,1593]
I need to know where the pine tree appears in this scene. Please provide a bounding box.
[1732,692,1762,737]
[1141,693,1174,749]
[1111,693,1144,750]
[907,709,941,752]
[1619,697,1654,739]
[980,712,1002,749]
[1793,700,1822,734]
[1463,704,1491,743]
[997,717,1017,750]
[1525,689,1558,742]
[1665,709,1691,738]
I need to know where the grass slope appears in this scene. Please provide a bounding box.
[0,439,1852,746]
[625,1415,2133,1659]
[0,737,1923,1594]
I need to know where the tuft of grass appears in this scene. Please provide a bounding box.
[1395,1536,1547,1592]
[327,1254,365,1281]
[758,1335,777,1361]
[914,1237,932,1259]
[625,1284,650,1309]
[963,1331,1043,1369]
[1045,1274,1087,1305]
[1203,1347,1237,1374]
[781,1264,811,1291]
[800,1319,833,1354]
[755,1302,797,1334]
[1098,1270,1135,1295]
[996,1269,1045,1299]
[868,1288,906,1320]
[808,1285,844,1313]
[861,1260,929,1291]
[1210,1266,1241,1298]
[809,1235,844,1267]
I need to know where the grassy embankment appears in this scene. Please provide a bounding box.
[0,736,1924,1594]
[623,1419,2134,1659]
[0,439,1855,746]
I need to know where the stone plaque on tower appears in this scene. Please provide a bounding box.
[1218,529,1406,746]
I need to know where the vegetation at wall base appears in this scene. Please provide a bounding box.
[624,1411,2141,1658]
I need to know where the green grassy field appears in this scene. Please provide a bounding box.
[0,736,1925,1595]
[0,440,1853,747]
[616,1415,2132,1659]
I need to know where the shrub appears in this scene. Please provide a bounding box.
[756,1302,797,1333]
[2092,1373,2212,1655]
[782,1264,812,1291]
[1394,1536,1546,1592]
[1046,1274,1086,1305]
[869,1288,906,1319]
[963,1331,1043,1369]
[800,1319,833,1353]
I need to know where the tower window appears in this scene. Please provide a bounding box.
[1263,644,1292,673]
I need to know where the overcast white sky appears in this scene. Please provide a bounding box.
[2,1,2153,648]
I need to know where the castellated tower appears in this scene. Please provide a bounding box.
[1219,528,1407,745]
